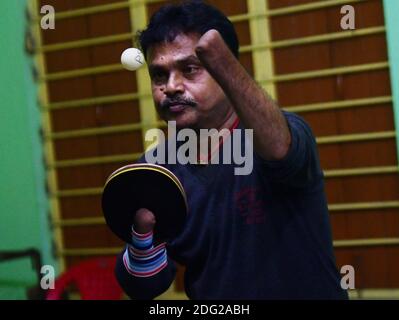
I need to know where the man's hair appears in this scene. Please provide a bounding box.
[138,0,239,59]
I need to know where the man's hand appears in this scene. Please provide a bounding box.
[195,29,225,62]
[134,208,156,234]
[195,29,291,161]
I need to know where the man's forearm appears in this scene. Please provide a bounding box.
[195,30,291,161]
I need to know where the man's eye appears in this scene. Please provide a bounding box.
[151,72,167,84]
[184,66,200,75]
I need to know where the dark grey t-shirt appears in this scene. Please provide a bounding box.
[115,111,348,300]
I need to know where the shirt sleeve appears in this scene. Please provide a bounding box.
[259,111,324,188]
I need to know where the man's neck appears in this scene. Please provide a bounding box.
[196,111,239,164]
[216,110,238,131]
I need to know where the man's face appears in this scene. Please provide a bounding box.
[147,33,232,130]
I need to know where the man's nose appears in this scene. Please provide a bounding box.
[164,72,184,96]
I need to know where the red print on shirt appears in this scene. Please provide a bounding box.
[235,187,266,225]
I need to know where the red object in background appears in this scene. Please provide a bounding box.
[46,256,123,300]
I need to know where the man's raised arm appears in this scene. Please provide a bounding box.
[195,29,291,161]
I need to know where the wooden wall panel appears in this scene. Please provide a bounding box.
[335,247,399,288]
[274,34,387,75]
[39,0,125,16]
[62,226,123,248]
[47,77,95,102]
[277,70,391,106]
[42,8,132,44]
[51,101,141,132]
[46,48,92,73]
[87,10,131,38]
[95,101,142,126]
[325,174,399,203]
[53,131,143,160]
[56,163,137,190]
[268,0,315,9]
[54,136,101,160]
[42,16,89,45]
[318,140,397,169]
[60,196,102,219]
[47,73,137,108]
[339,70,391,99]
[301,104,394,137]
[45,41,133,73]
[331,210,399,239]
[51,106,99,132]
[331,34,388,65]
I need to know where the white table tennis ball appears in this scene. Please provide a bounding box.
[121,48,145,71]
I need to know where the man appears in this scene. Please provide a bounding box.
[114,0,348,300]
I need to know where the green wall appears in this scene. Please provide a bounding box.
[0,0,58,299]
[383,0,399,162]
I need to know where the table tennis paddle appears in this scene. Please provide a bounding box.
[102,163,188,244]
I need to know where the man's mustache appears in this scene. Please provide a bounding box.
[160,97,197,110]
